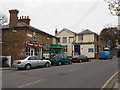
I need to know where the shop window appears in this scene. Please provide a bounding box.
[35,48,40,56]
[88,48,94,52]
[26,47,30,55]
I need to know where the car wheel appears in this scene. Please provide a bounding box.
[69,61,72,64]
[45,62,50,67]
[58,61,62,66]
[25,64,31,70]
[79,60,82,63]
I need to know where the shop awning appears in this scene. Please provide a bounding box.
[44,43,65,48]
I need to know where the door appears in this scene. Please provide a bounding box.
[74,45,80,55]
[30,48,35,56]
[28,56,37,67]
[35,56,45,66]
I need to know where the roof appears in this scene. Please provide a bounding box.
[55,28,76,36]
[2,22,56,38]
[77,29,97,35]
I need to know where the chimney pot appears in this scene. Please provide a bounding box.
[22,16,24,19]
[55,28,58,35]
[25,16,27,19]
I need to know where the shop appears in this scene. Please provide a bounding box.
[43,43,65,59]
[26,41,43,57]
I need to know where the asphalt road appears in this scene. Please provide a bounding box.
[2,58,119,88]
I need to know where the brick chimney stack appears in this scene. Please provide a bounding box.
[18,16,30,25]
[55,28,58,35]
[9,9,19,28]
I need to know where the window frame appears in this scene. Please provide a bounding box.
[63,37,67,43]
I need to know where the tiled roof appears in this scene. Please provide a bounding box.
[77,29,97,35]
[2,22,56,37]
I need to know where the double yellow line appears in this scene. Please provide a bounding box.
[101,70,120,88]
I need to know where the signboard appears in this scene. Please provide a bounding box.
[27,42,43,48]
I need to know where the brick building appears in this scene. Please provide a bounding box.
[2,9,61,61]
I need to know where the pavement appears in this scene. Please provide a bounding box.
[113,79,119,89]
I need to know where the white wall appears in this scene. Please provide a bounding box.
[56,30,75,56]
[80,44,95,58]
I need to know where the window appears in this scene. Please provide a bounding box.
[26,47,30,55]
[52,38,56,44]
[63,37,67,43]
[69,37,74,43]
[64,45,68,52]
[78,35,83,41]
[58,37,60,43]
[35,56,41,60]
[88,48,94,52]
[28,56,35,60]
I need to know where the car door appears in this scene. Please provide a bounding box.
[28,56,37,67]
[35,56,45,66]
[63,55,69,63]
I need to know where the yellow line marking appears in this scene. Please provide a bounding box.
[101,70,120,88]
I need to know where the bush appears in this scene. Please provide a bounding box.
[2,63,9,67]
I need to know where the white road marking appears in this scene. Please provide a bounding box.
[18,80,41,88]
[68,69,77,73]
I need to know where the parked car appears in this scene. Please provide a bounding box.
[72,55,90,63]
[49,54,72,66]
[98,51,112,59]
[117,49,120,57]
[12,56,51,70]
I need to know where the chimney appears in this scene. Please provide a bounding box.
[18,16,30,25]
[55,28,58,35]
[9,9,19,28]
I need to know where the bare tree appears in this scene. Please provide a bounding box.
[105,0,120,16]
[0,14,8,25]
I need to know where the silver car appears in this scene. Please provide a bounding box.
[12,56,51,70]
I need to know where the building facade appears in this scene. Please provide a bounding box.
[55,28,76,56]
[73,30,106,58]
[56,29,106,58]
[2,9,63,61]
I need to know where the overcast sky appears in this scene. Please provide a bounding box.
[0,0,118,35]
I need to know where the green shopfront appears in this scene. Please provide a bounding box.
[43,43,65,59]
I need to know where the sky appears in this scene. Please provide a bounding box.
[0,0,118,35]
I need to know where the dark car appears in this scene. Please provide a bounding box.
[49,54,72,66]
[72,55,90,63]
[117,49,120,57]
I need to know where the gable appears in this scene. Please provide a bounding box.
[56,29,75,37]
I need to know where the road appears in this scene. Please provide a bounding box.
[2,58,119,88]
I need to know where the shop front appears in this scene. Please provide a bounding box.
[26,41,43,57]
[43,43,65,59]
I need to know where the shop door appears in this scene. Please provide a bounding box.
[74,45,80,55]
[30,49,35,56]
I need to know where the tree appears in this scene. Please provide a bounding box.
[0,14,8,25]
[100,27,120,48]
[105,0,120,16]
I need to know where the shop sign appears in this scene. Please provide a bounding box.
[27,42,43,48]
